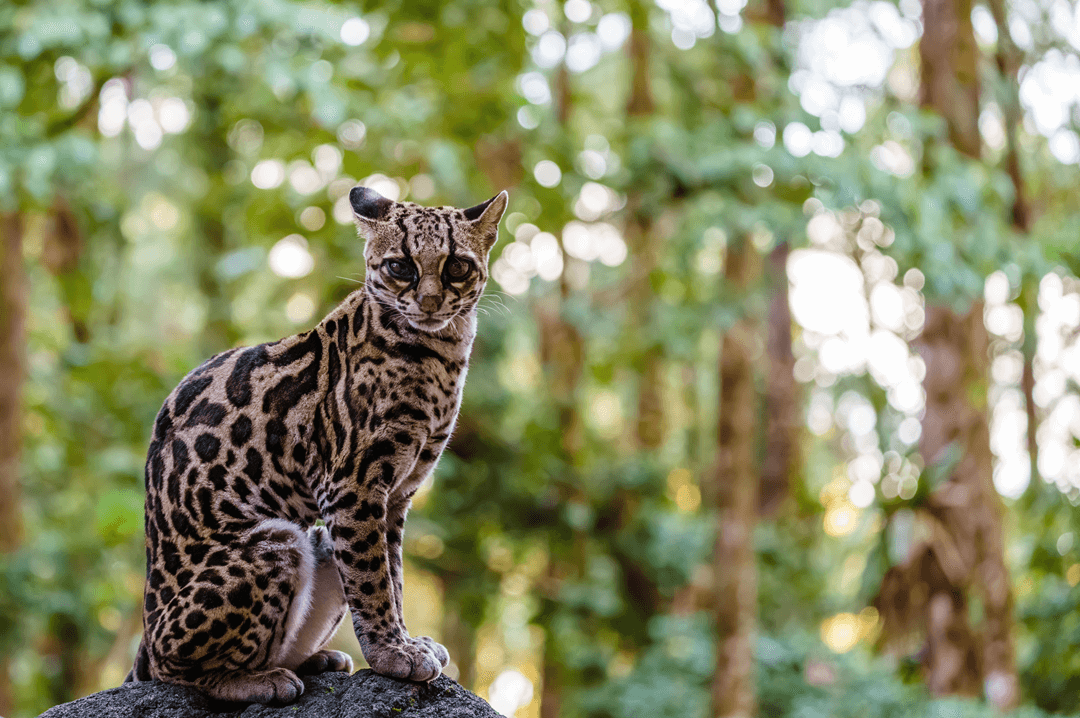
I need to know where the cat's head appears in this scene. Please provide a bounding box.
[350,186,508,333]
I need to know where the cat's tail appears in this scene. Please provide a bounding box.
[123,638,152,683]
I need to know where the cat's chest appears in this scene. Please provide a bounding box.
[347,352,467,428]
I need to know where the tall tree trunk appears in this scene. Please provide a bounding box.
[914,0,1019,704]
[43,199,90,343]
[625,0,660,453]
[536,30,587,718]
[536,295,584,718]
[442,606,477,690]
[919,0,981,156]
[710,241,761,718]
[987,0,1038,488]
[916,306,1016,704]
[709,4,789,713]
[192,92,238,355]
[620,0,663,630]
[0,212,26,716]
[0,213,24,558]
[760,242,798,515]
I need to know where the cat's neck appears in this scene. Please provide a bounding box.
[324,285,477,356]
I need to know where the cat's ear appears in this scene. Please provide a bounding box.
[463,190,508,250]
[350,186,393,224]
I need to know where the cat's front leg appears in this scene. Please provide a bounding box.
[322,436,443,682]
[386,492,449,669]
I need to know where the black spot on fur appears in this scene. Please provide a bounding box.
[185,399,228,428]
[209,619,227,639]
[242,448,263,484]
[184,611,207,629]
[218,500,245,520]
[153,405,173,441]
[206,465,227,491]
[227,583,253,609]
[230,415,252,447]
[171,439,190,477]
[265,419,286,457]
[194,587,224,609]
[226,345,269,408]
[174,374,213,417]
[194,433,221,462]
[205,550,229,567]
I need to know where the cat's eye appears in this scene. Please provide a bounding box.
[384,259,415,281]
[445,258,472,280]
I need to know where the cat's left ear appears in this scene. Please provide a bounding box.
[463,190,509,251]
[350,186,393,224]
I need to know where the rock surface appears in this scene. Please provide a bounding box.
[39,670,499,718]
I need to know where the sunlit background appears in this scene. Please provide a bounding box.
[2,0,1080,716]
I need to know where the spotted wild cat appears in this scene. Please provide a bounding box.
[125,186,508,704]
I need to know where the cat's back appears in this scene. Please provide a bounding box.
[144,327,330,522]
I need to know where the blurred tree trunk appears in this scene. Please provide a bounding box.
[536,290,584,718]
[919,0,981,156]
[536,286,584,718]
[709,4,790,714]
[987,0,1038,486]
[913,306,1002,699]
[710,240,761,718]
[886,0,1020,704]
[43,199,90,343]
[760,242,798,515]
[625,0,657,432]
[442,607,477,690]
[615,0,664,618]
[0,211,26,718]
[192,92,238,355]
[40,613,87,704]
[0,213,24,558]
[536,32,586,718]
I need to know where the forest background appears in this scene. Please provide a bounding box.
[3,0,1080,716]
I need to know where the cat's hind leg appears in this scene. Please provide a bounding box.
[146,519,315,705]
[275,525,353,674]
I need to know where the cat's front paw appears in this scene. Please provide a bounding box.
[365,640,443,682]
[409,636,450,668]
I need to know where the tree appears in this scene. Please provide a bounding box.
[874,0,1019,706]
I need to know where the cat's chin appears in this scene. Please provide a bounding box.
[408,316,454,333]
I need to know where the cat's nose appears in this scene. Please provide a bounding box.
[418,295,440,314]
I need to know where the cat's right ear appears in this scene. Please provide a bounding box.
[350,186,393,224]
[463,190,509,251]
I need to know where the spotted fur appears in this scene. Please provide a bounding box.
[125,186,508,704]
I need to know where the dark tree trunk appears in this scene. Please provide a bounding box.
[43,199,90,343]
[709,4,789,713]
[710,241,761,718]
[919,0,981,156]
[916,305,1017,706]
[192,92,238,356]
[0,213,24,556]
[760,242,798,516]
[915,0,1019,705]
[987,0,1038,486]
[536,29,587,714]
[0,211,26,718]
[441,608,476,691]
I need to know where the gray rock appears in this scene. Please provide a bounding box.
[39,670,500,718]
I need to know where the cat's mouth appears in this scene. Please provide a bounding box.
[405,314,454,332]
